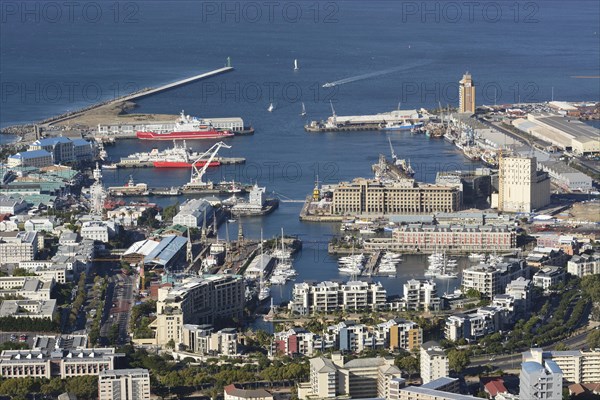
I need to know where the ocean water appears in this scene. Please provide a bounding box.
[2,0,599,302]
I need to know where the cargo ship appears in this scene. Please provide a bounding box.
[137,111,235,140]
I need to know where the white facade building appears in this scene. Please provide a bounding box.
[98,368,151,400]
[420,341,449,384]
[0,231,38,263]
[173,199,213,228]
[402,279,440,311]
[520,360,562,400]
[498,155,551,213]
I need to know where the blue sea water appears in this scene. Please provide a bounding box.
[1,0,599,301]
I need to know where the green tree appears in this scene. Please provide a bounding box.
[587,329,600,348]
[395,354,419,379]
[448,349,470,373]
[162,202,180,221]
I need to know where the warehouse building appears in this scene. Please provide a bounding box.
[539,161,593,192]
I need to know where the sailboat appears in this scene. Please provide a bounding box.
[258,229,271,301]
[300,102,306,117]
[267,102,275,112]
[294,59,299,70]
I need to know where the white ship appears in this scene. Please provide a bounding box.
[425,252,458,279]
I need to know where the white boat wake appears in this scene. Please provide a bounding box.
[322,61,430,88]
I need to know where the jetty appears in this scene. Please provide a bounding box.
[117,66,234,102]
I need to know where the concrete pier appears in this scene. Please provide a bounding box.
[119,67,234,102]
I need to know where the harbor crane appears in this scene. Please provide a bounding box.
[188,142,231,187]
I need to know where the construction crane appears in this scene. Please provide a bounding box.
[187,141,231,187]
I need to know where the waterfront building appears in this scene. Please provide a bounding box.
[461,259,529,298]
[7,149,54,168]
[150,275,245,346]
[420,341,449,384]
[298,354,401,399]
[173,198,213,228]
[524,348,600,384]
[29,137,75,164]
[0,231,38,263]
[181,325,238,356]
[520,359,563,400]
[458,72,476,114]
[98,369,151,400]
[497,155,551,213]
[402,279,440,311]
[567,251,600,277]
[512,114,600,155]
[331,178,461,216]
[288,281,387,315]
[364,224,516,252]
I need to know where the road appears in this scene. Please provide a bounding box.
[470,327,595,371]
[100,273,136,345]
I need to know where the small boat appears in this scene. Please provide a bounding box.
[294,59,299,70]
[268,103,275,112]
[102,164,118,170]
[300,102,307,117]
[228,219,237,223]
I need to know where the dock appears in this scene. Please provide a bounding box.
[362,251,382,276]
[115,157,246,169]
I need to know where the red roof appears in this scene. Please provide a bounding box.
[483,378,508,397]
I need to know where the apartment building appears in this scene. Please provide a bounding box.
[523,348,600,384]
[420,341,449,384]
[533,266,565,290]
[298,354,401,399]
[567,251,600,277]
[394,386,480,400]
[520,359,562,400]
[273,328,319,357]
[98,369,151,400]
[445,305,509,342]
[380,318,422,352]
[0,231,38,263]
[331,178,461,215]
[181,325,238,356]
[403,279,441,311]
[461,260,528,298]
[289,281,387,315]
[81,220,117,242]
[150,275,245,346]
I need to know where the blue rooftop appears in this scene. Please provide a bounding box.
[522,361,544,374]
[145,235,187,266]
[71,139,91,146]
[34,137,72,146]
[9,149,52,160]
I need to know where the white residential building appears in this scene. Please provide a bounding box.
[289,281,387,315]
[98,368,151,400]
[0,231,38,263]
[420,341,449,384]
[0,277,54,300]
[181,325,238,356]
[533,266,565,290]
[461,260,528,298]
[523,348,600,384]
[567,252,600,277]
[520,359,562,400]
[80,220,117,242]
[24,218,56,233]
[403,279,440,311]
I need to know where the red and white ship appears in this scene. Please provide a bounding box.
[121,140,221,168]
[136,110,235,140]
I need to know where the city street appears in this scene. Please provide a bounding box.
[100,272,137,345]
